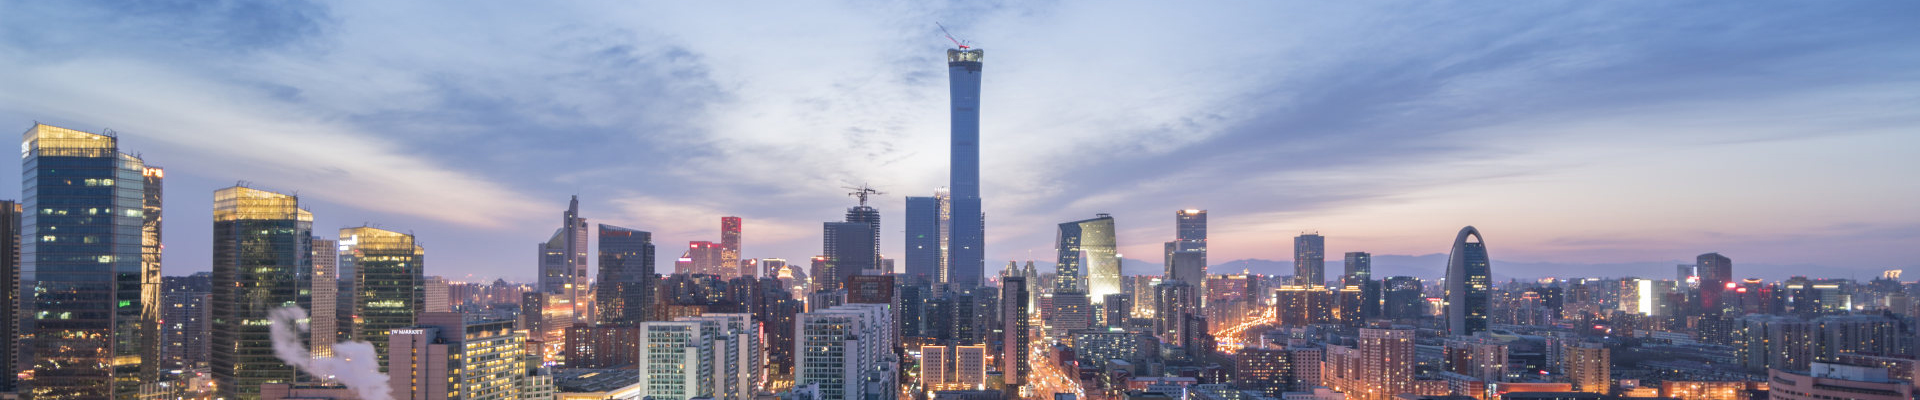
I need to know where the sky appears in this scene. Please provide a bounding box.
[1,1,1916,283]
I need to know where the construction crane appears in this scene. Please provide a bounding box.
[845,184,885,207]
[937,22,970,49]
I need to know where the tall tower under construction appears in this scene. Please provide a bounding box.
[947,42,986,289]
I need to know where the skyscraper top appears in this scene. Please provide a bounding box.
[948,48,983,64]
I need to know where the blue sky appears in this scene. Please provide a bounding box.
[2,1,1916,282]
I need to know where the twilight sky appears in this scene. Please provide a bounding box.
[2,1,1916,283]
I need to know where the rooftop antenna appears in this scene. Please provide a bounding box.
[937,22,970,49]
[844,183,885,207]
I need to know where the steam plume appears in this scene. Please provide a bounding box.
[269,306,394,400]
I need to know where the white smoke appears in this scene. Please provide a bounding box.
[269,306,395,400]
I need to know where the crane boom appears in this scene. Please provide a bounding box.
[936,22,970,49]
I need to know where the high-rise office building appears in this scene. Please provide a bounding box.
[1697,253,1733,313]
[722,216,743,278]
[597,224,655,325]
[311,237,339,359]
[341,226,425,371]
[679,241,724,276]
[538,196,590,322]
[139,161,164,387]
[796,303,896,400]
[159,274,212,372]
[1676,264,1695,282]
[387,313,527,400]
[212,186,315,399]
[22,124,163,399]
[905,193,948,282]
[845,202,882,272]
[1564,342,1610,393]
[1057,214,1119,302]
[1166,209,1208,284]
[1001,276,1031,386]
[424,275,450,313]
[1445,226,1491,337]
[1167,251,1207,287]
[822,221,876,293]
[1293,233,1325,286]
[1154,281,1201,343]
[0,200,15,393]
[1382,276,1425,319]
[947,45,987,290]
[1344,252,1371,282]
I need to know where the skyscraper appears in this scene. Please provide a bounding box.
[1697,252,1733,313]
[22,124,162,399]
[0,200,16,393]
[159,274,211,371]
[341,226,425,371]
[311,237,338,359]
[904,194,946,282]
[212,186,315,399]
[845,203,882,272]
[1343,252,1372,282]
[1166,209,1207,281]
[597,224,655,325]
[538,196,590,322]
[947,45,987,290]
[1057,214,1120,303]
[822,222,875,293]
[1001,276,1031,386]
[722,216,744,278]
[1293,233,1325,286]
[1445,226,1492,337]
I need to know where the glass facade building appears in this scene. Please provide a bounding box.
[340,226,424,371]
[211,186,314,399]
[1293,233,1325,286]
[537,196,589,322]
[21,124,161,399]
[903,193,946,283]
[947,48,986,290]
[1444,226,1491,337]
[1056,214,1119,303]
[597,224,655,325]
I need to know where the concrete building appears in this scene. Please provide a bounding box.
[388,313,529,400]
[796,303,896,400]
[1769,362,1911,400]
[1562,342,1609,394]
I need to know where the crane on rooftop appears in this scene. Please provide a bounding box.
[845,184,885,207]
[937,22,971,49]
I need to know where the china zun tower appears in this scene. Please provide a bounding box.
[947,46,986,288]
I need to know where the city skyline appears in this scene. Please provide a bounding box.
[2,2,1917,283]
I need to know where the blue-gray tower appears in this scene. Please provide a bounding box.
[1444,226,1491,337]
[947,47,986,289]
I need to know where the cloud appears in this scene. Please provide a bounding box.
[1,0,1915,280]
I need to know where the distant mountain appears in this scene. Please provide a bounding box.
[1005,255,1839,281]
